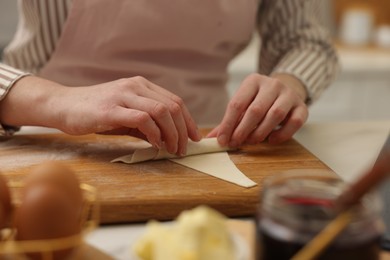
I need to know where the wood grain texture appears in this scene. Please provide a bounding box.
[0,133,334,224]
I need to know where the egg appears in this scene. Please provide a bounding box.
[24,161,83,213]
[15,183,81,260]
[0,172,12,229]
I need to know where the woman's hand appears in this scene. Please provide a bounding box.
[207,73,308,147]
[0,76,201,155]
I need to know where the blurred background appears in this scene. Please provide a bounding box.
[1,0,389,123]
[1,2,389,256]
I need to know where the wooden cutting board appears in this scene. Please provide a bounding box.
[0,133,335,224]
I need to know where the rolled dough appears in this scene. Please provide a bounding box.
[111,138,232,163]
[111,138,257,188]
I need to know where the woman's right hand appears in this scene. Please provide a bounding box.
[0,76,201,155]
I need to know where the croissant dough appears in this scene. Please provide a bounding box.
[112,138,231,163]
[170,152,256,188]
[111,138,257,188]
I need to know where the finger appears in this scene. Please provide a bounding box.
[99,127,148,141]
[144,80,201,142]
[228,86,278,147]
[122,95,179,154]
[268,105,308,144]
[134,80,201,154]
[246,94,295,145]
[216,82,259,146]
[133,85,190,155]
[108,106,162,148]
[125,129,148,141]
[166,102,189,156]
[206,125,220,138]
[145,91,189,155]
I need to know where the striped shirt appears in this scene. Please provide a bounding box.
[0,0,339,135]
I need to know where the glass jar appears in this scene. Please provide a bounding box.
[256,170,384,260]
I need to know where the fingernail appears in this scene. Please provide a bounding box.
[173,144,179,154]
[218,134,228,146]
[180,147,187,157]
[154,141,162,150]
[196,129,203,140]
[169,147,177,154]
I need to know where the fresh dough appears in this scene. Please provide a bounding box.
[170,153,256,188]
[112,138,257,188]
[111,138,232,164]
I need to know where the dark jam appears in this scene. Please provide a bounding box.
[260,229,380,260]
[257,195,381,260]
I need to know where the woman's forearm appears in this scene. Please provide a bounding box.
[0,76,67,129]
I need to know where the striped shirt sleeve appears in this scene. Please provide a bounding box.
[257,0,340,104]
[0,63,30,135]
[0,0,72,136]
[0,63,30,100]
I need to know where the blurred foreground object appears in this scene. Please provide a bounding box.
[257,170,383,260]
[291,134,390,260]
[134,206,235,260]
[0,161,99,260]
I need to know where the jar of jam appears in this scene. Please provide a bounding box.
[256,170,384,260]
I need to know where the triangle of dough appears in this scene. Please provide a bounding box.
[170,152,256,188]
[111,138,257,188]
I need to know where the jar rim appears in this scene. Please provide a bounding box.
[259,169,384,244]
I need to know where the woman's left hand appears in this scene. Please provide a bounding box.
[207,73,308,147]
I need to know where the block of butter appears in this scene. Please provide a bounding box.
[133,206,235,260]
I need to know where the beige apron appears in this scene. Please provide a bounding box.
[38,0,258,126]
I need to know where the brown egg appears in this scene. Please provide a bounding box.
[0,172,12,229]
[24,161,83,213]
[15,183,81,260]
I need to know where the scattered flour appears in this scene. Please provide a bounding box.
[0,152,76,171]
[0,136,150,171]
